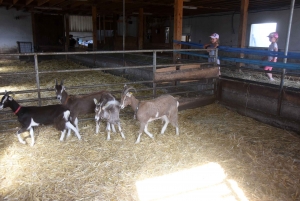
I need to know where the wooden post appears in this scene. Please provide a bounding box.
[103,14,106,44]
[92,6,98,51]
[31,13,37,52]
[237,0,249,69]
[173,0,183,63]
[113,14,117,39]
[99,15,101,44]
[138,8,144,50]
[65,14,69,52]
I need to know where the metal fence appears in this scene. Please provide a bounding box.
[0,49,218,132]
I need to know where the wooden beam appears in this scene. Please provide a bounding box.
[155,67,219,82]
[26,0,34,5]
[49,0,65,6]
[92,6,98,51]
[173,0,183,62]
[38,0,49,6]
[138,8,143,50]
[237,0,249,68]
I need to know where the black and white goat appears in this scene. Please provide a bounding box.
[94,94,125,140]
[0,91,81,146]
[55,80,115,136]
[120,85,179,143]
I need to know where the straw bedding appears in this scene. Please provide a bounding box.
[0,59,300,201]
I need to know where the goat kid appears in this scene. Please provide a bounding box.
[55,79,114,137]
[120,85,179,143]
[0,91,81,146]
[94,96,125,140]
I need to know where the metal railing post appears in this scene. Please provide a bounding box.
[153,50,157,98]
[34,54,41,106]
[277,0,295,116]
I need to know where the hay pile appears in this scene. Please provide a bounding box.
[0,59,300,201]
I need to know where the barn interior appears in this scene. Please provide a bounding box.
[1,0,300,200]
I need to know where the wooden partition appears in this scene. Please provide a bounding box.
[155,64,219,82]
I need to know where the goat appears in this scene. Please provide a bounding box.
[0,91,81,146]
[120,85,179,143]
[94,95,125,140]
[55,79,115,136]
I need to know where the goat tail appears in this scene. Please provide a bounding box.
[177,101,179,107]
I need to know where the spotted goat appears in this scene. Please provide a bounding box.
[0,91,81,146]
[94,93,125,140]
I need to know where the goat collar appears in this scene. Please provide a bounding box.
[14,106,21,115]
[63,95,69,105]
[134,101,140,119]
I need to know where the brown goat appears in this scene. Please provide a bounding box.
[55,80,114,136]
[120,85,179,143]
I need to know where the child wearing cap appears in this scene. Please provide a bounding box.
[204,33,220,65]
[264,32,279,81]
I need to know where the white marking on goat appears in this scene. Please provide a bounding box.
[27,118,39,129]
[60,130,66,141]
[17,132,26,144]
[106,123,111,140]
[160,115,169,134]
[65,122,81,140]
[29,127,35,146]
[155,112,159,118]
[63,111,70,121]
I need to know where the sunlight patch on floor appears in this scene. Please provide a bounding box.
[136,162,249,201]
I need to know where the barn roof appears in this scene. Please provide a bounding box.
[0,0,299,17]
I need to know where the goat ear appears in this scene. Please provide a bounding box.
[61,80,64,86]
[55,79,57,86]
[126,92,132,97]
[93,98,98,105]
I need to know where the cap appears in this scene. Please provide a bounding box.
[210,33,219,39]
[267,32,279,39]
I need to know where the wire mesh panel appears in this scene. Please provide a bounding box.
[17,41,33,53]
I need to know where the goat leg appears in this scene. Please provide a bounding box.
[29,127,35,147]
[144,123,154,139]
[66,121,81,140]
[106,123,111,140]
[16,128,27,144]
[67,117,79,138]
[111,124,116,133]
[135,133,142,144]
[160,116,169,134]
[135,122,152,144]
[95,121,100,134]
[117,122,125,139]
[60,130,66,141]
